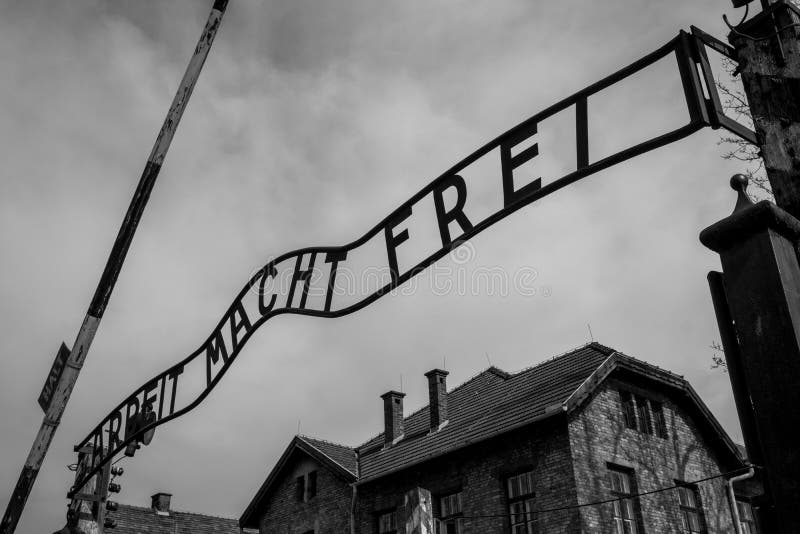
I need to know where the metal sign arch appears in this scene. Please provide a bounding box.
[71,29,752,491]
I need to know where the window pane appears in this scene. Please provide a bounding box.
[636,396,652,434]
[610,470,631,494]
[610,472,622,493]
[440,492,462,519]
[652,401,668,438]
[378,511,396,533]
[689,511,701,530]
[623,499,635,520]
[620,391,637,430]
[307,471,317,499]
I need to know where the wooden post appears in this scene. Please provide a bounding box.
[729,0,800,217]
[701,175,800,533]
[0,2,230,532]
[403,487,434,534]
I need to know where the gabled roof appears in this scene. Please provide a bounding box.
[356,343,742,481]
[239,435,357,528]
[356,342,616,480]
[110,504,256,534]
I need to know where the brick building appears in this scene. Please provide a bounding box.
[239,343,759,533]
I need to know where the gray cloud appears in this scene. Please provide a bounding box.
[0,0,749,531]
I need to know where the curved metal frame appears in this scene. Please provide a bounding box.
[71,30,741,491]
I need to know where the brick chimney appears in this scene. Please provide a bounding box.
[381,391,405,446]
[151,492,172,516]
[425,369,449,430]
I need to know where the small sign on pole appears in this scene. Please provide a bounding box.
[38,343,70,413]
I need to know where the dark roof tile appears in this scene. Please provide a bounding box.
[298,435,357,476]
[111,504,258,534]
[356,343,615,480]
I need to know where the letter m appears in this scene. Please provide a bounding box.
[205,330,228,387]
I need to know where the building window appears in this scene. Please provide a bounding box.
[619,390,668,439]
[307,470,317,499]
[507,471,538,534]
[436,491,463,534]
[676,484,706,533]
[620,391,637,430]
[635,395,653,435]
[377,509,397,534]
[736,499,758,534]
[651,401,668,439]
[609,467,641,534]
[295,470,318,503]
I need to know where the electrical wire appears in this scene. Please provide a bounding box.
[443,466,755,520]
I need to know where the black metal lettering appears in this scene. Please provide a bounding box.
[500,123,542,207]
[167,366,183,415]
[257,264,278,315]
[433,174,473,247]
[105,410,123,452]
[324,251,347,312]
[385,206,412,284]
[205,330,228,387]
[158,375,166,420]
[143,380,158,412]
[124,397,140,440]
[229,300,252,353]
[286,253,317,309]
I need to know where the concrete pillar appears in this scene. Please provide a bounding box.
[403,487,434,534]
[701,175,800,533]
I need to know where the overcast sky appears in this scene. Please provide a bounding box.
[0,0,755,531]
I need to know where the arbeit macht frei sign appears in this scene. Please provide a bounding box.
[71,28,753,490]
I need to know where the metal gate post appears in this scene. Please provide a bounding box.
[701,175,800,533]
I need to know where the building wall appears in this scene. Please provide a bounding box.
[355,416,581,534]
[568,377,735,533]
[258,455,352,534]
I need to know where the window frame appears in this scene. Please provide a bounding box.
[618,390,669,439]
[436,490,463,534]
[376,508,398,534]
[619,390,638,430]
[608,465,643,534]
[506,470,538,534]
[675,482,707,534]
[295,470,318,503]
[651,401,668,439]
[295,475,305,502]
[735,498,758,534]
[635,394,653,435]
[307,470,318,500]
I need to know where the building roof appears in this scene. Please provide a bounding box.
[110,503,257,534]
[238,435,358,528]
[299,435,358,476]
[240,342,743,528]
[355,342,614,480]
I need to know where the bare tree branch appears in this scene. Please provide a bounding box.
[716,58,773,200]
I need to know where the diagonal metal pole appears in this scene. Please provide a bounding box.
[0,1,230,532]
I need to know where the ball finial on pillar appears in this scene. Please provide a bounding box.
[730,173,754,214]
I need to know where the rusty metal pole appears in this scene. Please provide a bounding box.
[0,2,230,532]
[701,175,800,533]
[729,0,800,217]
